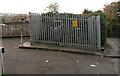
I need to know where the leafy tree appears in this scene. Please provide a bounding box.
[103,1,120,37]
[45,2,59,13]
[83,9,93,14]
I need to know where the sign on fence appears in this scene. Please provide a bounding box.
[72,21,78,27]
[29,13,101,50]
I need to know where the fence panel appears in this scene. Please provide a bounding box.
[29,13,101,50]
[1,22,29,37]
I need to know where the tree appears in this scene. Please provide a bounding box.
[12,14,28,22]
[45,2,60,13]
[103,1,120,37]
[82,9,93,14]
[2,15,13,23]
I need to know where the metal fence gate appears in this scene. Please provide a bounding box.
[29,13,101,50]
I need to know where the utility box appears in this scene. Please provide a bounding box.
[0,47,4,75]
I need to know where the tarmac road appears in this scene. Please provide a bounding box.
[2,38,119,74]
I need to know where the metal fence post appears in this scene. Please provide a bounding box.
[0,47,5,75]
[96,16,101,50]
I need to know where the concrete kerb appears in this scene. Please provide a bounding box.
[18,43,120,58]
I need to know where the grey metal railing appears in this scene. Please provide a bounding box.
[1,22,29,37]
[29,13,101,50]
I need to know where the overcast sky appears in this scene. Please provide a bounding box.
[0,0,117,14]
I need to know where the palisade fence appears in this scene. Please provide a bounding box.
[1,22,29,37]
[29,13,101,50]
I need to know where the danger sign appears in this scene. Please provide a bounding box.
[72,21,78,27]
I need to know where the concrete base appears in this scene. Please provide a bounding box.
[18,42,120,58]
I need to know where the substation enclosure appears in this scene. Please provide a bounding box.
[29,13,101,50]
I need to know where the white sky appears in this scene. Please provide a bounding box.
[0,0,117,14]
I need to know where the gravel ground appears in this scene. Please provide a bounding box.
[2,38,118,74]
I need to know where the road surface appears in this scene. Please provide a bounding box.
[2,38,119,74]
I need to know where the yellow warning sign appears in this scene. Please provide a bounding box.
[72,21,78,27]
